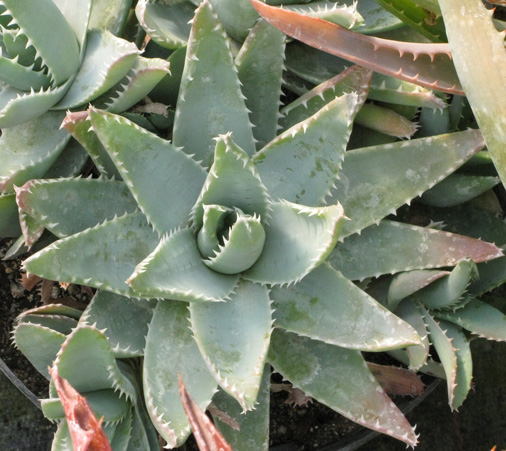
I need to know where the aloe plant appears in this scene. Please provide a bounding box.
[0,0,170,244]
[7,0,506,449]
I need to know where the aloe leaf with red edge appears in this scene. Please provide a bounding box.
[249,0,463,94]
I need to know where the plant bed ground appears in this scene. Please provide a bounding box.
[2,236,506,450]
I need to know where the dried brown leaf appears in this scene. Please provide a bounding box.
[50,366,112,451]
[368,362,425,396]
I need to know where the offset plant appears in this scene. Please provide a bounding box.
[0,0,170,245]
[7,0,506,449]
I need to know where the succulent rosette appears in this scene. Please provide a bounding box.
[0,0,170,242]
[12,1,505,449]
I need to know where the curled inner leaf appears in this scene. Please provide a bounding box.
[198,206,266,274]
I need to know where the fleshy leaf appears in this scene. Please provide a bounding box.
[0,55,51,91]
[99,56,171,114]
[135,0,194,49]
[52,0,91,51]
[89,109,207,234]
[202,213,266,275]
[80,291,156,358]
[44,138,90,179]
[282,1,364,29]
[191,134,270,230]
[190,280,272,410]
[17,303,83,321]
[212,367,270,451]
[23,212,159,297]
[344,0,403,34]
[435,298,506,342]
[438,0,506,188]
[2,0,80,85]
[442,321,472,410]
[393,299,430,370]
[18,209,44,249]
[13,322,66,380]
[329,220,503,281]
[17,314,78,336]
[254,93,366,207]
[53,326,137,401]
[355,103,417,139]
[197,204,231,258]
[268,329,418,447]
[411,259,477,310]
[41,389,129,423]
[62,111,121,178]
[0,111,69,193]
[173,0,255,167]
[413,203,506,296]
[55,30,139,109]
[52,420,73,451]
[143,301,217,448]
[243,200,345,286]
[329,129,486,238]
[369,72,447,109]
[0,193,21,237]
[278,65,372,132]
[88,0,131,36]
[208,0,260,42]
[16,177,138,238]
[236,19,285,149]
[419,307,458,408]
[419,174,500,207]
[374,0,447,42]
[388,269,450,311]
[249,0,462,94]
[0,80,71,128]
[284,41,446,109]
[271,262,421,351]
[128,228,239,302]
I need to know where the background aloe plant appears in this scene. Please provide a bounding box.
[3,0,506,449]
[0,0,170,254]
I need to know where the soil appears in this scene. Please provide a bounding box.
[0,238,55,449]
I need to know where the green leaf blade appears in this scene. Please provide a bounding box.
[243,201,345,286]
[330,220,503,281]
[331,129,486,238]
[23,212,159,297]
[272,263,421,351]
[2,0,80,85]
[89,109,207,234]
[143,301,217,448]
[128,228,239,302]
[173,1,255,167]
[190,280,272,410]
[255,92,367,207]
[236,19,285,149]
[269,330,418,447]
[16,177,138,238]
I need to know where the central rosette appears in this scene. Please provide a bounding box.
[197,205,266,274]
[111,127,345,304]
